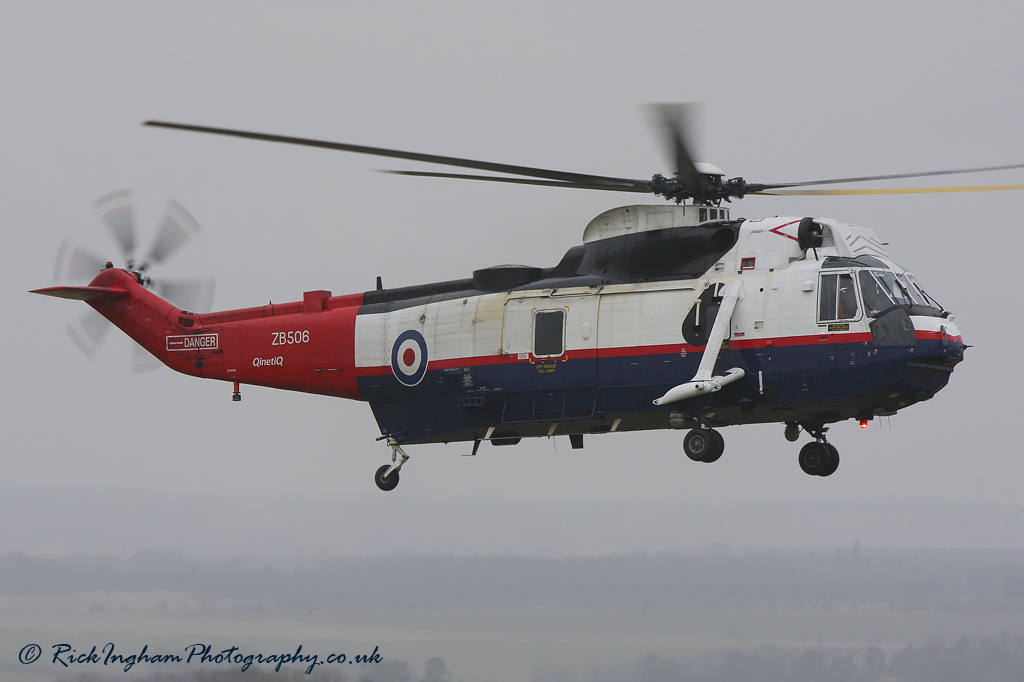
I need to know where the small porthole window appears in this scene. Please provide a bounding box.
[741,257,756,270]
[533,310,565,357]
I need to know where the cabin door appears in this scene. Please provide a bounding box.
[501,294,599,393]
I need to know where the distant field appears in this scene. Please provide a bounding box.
[2,549,1024,681]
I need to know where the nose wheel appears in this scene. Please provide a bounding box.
[375,439,409,491]
[683,427,725,463]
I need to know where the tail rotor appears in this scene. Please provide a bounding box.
[52,190,215,371]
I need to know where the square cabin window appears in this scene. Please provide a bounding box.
[533,310,565,357]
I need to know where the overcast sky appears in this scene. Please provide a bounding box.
[3,1,1024,558]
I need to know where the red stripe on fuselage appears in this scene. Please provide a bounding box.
[353,330,887,376]
[915,329,963,342]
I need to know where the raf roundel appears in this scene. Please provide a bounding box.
[391,330,429,386]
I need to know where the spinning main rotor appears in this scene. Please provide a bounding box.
[144,105,1024,204]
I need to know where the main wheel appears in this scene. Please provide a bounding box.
[683,428,713,462]
[703,429,725,463]
[798,442,831,476]
[374,465,400,491]
[818,445,840,477]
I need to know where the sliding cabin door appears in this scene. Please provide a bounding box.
[500,294,599,422]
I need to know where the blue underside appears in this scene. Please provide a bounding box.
[360,338,963,445]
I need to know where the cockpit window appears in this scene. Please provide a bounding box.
[905,273,943,310]
[896,274,925,306]
[858,270,914,315]
[819,272,860,322]
[873,271,913,306]
[858,270,894,315]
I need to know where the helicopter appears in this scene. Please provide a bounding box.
[33,106,1024,490]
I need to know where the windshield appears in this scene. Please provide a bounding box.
[896,273,926,305]
[905,273,943,310]
[858,270,894,315]
[872,271,913,306]
[858,269,940,315]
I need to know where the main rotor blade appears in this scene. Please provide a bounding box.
[760,163,1024,190]
[93,189,136,263]
[754,184,1024,196]
[144,199,201,266]
[144,120,648,189]
[383,170,652,193]
[649,103,703,187]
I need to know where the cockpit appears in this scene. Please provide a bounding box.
[817,255,944,324]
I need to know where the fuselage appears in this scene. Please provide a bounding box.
[48,205,965,447]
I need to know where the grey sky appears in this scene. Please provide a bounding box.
[3,0,1024,556]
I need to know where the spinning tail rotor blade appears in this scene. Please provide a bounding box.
[50,191,214,369]
[66,309,112,359]
[154,277,216,313]
[145,199,201,266]
[94,189,137,263]
[131,341,162,373]
[55,239,107,282]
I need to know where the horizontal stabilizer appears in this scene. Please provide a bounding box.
[30,285,129,302]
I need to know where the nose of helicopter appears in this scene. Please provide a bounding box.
[913,315,965,357]
[899,314,965,403]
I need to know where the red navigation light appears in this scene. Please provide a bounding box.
[859,419,869,429]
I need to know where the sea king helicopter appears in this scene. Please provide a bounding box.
[34,106,1022,490]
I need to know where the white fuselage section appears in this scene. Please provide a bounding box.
[354,213,959,374]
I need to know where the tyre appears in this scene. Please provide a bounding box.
[798,442,831,476]
[374,465,400,491]
[703,429,725,463]
[683,428,713,462]
[818,445,840,477]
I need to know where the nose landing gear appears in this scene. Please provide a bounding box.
[683,427,725,463]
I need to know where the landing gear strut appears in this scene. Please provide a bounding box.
[796,425,839,477]
[683,427,725,463]
[375,439,409,491]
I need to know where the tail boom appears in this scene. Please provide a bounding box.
[33,268,364,400]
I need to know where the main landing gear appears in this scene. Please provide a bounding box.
[683,427,725,463]
[789,423,840,477]
[374,438,409,492]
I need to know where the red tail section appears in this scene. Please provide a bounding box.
[33,268,365,401]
